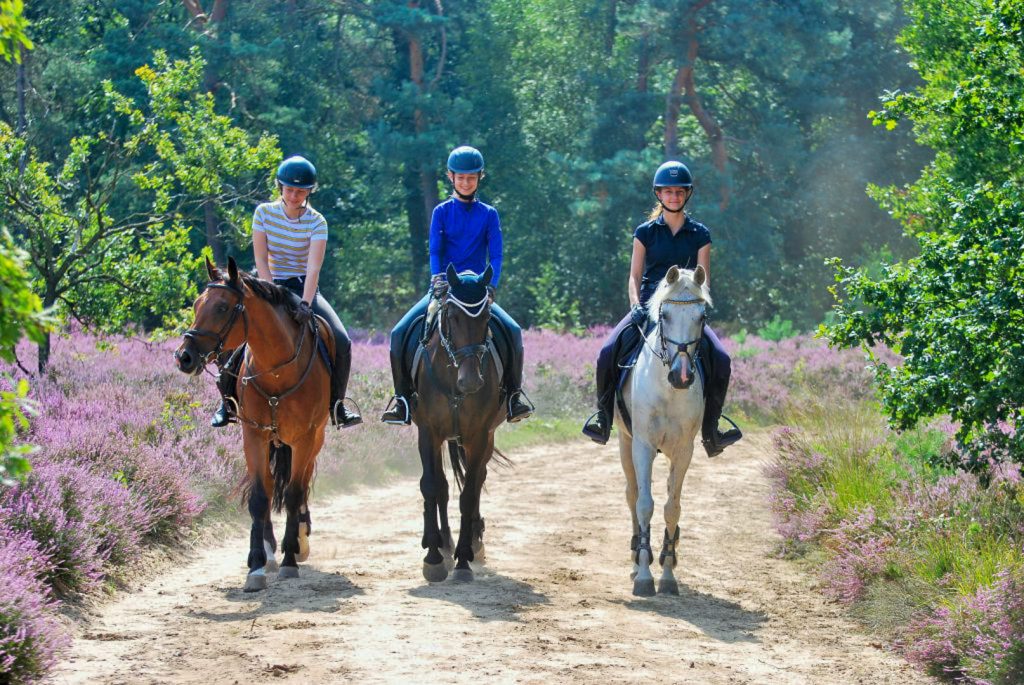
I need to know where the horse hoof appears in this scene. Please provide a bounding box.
[658,578,679,595]
[278,565,299,580]
[244,573,268,593]
[452,567,475,583]
[423,562,449,583]
[296,537,310,563]
[632,578,656,597]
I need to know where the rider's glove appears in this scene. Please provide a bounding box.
[293,300,313,325]
[431,274,449,299]
[630,303,648,328]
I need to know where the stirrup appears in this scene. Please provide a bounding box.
[332,398,363,429]
[581,410,611,445]
[506,390,535,423]
[702,415,742,457]
[211,396,239,428]
[381,395,411,425]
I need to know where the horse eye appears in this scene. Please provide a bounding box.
[216,302,229,313]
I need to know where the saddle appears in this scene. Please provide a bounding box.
[614,324,709,436]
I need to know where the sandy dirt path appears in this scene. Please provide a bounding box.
[52,432,935,684]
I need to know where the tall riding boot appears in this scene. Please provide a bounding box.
[381,342,413,425]
[331,347,361,428]
[505,347,533,423]
[211,347,244,427]
[701,336,741,457]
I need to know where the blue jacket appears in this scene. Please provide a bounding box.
[429,197,503,287]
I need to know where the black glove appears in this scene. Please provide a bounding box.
[431,275,449,299]
[630,303,648,328]
[293,300,313,325]
[486,285,496,302]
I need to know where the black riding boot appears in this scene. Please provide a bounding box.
[582,390,614,445]
[381,345,412,425]
[700,348,741,457]
[331,347,361,429]
[211,348,244,428]
[505,348,533,423]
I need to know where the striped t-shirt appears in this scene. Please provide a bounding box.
[251,201,328,279]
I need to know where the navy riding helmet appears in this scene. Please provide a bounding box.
[652,161,693,189]
[447,146,485,174]
[276,156,318,189]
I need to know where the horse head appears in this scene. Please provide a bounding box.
[175,256,248,375]
[651,264,710,390]
[440,263,494,395]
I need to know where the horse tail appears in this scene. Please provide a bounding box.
[270,443,292,513]
[447,440,467,491]
[492,446,513,469]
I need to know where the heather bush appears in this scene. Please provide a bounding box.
[0,525,68,685]
[767,407,1024,682]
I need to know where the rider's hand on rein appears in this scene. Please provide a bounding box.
[293,300,313,325]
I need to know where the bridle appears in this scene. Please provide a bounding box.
[643,295,707,376]
[179,279,319,441]
[438,290,491,371]
[180,282,248,366]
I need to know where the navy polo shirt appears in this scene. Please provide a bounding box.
[634,214,712,304]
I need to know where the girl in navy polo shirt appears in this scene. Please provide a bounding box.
[381,146,533,426]
[582,161,741,457]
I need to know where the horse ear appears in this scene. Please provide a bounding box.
[666,265,680,284]
[481,264,493,285]
[446,262,458,284]
[227,256,239,285]
[205,256,217,281]
[694,264,706,286]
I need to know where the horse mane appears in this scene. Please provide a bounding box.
[647,268,712,316]
[209,266,301,314]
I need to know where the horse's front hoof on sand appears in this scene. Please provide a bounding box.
[658,578,679,595]
[244,571,267,593]
[632,578,656,596]
[452,567,475,583]
[423,562,449,583]
[278,565,299,580]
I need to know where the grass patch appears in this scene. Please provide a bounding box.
[496,416,583,452]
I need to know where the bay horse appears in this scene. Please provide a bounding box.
[414,264,508,583]
[174,257,333,592]
[618,265,709,596]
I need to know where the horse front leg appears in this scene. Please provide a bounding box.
[453,438,489,582]
[242,430,273,592]
[631,436,657,597]
[659,444,694,595]
[618,431,640,579]
[420,428,448,582]
[470,434,493,564]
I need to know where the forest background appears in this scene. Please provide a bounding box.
[0,0,929,340]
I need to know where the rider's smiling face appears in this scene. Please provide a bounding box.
[448,172,480,198]
[281,185,311,209]
[656,186,690,211]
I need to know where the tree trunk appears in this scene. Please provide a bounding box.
[204,199,226,265]
[37,331,50,375]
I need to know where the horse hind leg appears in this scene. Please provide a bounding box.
[618,432,640,580]
[296,505,312,563]
[263,516,279,573]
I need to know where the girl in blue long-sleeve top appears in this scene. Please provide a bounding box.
[381,146,533,426]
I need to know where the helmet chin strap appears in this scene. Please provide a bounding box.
[454,189,476,202]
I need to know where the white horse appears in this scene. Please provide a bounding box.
[617,265,710,596]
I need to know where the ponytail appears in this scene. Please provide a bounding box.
[647,203,662,222]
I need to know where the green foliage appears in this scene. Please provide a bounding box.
[528,262,585,335]
[824,0,1024,465]
[0,0,30,62]
[0,50,278,369]
[756,315,798,342]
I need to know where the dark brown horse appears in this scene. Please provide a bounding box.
[414,264,508,583]
[174,257,333,592]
